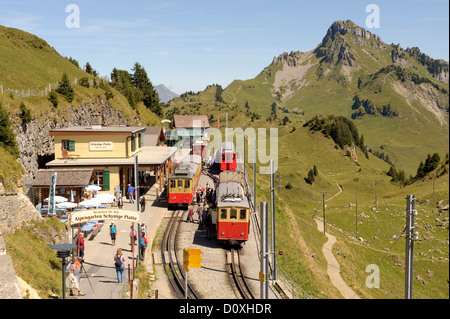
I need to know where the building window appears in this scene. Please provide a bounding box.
[62,140,75,152]
[93,170,110,191]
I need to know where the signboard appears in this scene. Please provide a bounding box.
[49,173,57,215]
[70,208,140,225]
[90,141,113,151]
[183,248,202,272]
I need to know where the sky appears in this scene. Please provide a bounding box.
[0,0,448,94]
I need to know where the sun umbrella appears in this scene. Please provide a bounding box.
[78,198,102,208]
[85,185,102,191]
[94,193,116,204]
[44,196,68,203]
[56,202,78,209]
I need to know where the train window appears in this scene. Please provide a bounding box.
[230,208,237,219]
[185,180,190,189]
[177,179,183,188]
[233,154,236,161]
[239,209,247,220]
[170,180,176,189]
[222,154,225,162]
[220,209,227,219]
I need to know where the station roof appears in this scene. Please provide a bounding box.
[46,146,178,168]
[32,169,96,187]
[49,126,146,135]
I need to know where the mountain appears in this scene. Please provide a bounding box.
[155,84,179,103]
[220,20,449,174]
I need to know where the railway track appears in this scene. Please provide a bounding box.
[229,248,255,299]
[161,210,200,299]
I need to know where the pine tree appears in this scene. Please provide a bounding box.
[0,103,20,158]
[56,73,74,103]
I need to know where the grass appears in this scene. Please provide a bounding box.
[3,218,68,298]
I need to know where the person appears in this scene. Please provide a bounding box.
[202,202,210,229]
[114,248,125,283]
[110,222,117,245]
[141,222,147,235]
[129,226,137,246]
[196,205,203,225]
[188,205,194,223]
[117,195,123,209]
[139,232,147,261]
[76,233,85,258]
[127,184,135,203]
[67,257,85,296]
[205,211,213,240]
[139,195,146,213]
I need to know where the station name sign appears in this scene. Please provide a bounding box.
[70,208,140,224]
[90,141,113,151]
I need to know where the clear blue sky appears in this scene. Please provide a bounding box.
[0,0,448,94]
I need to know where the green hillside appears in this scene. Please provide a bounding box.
[0,25,88,90]
[163,20,449,299]
[221,20,449,174]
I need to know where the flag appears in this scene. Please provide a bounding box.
[217,118,219,128]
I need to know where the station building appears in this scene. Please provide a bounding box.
[44,123,178,199]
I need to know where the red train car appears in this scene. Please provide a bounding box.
[215,172,250,246]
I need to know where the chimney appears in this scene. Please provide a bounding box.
[91,115,102,130]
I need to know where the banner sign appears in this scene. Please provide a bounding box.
[70,208,140,225]
[49,172,57,215]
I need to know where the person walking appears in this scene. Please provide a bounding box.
[127,184,135,203]
[67,257,85,296]
[139,194,146,213]
[114,248,125,283]
[202,202,209,229]
[117,195,123,209]
[110,222,117,245]
[139,232,147,261]
[76,233,85,258]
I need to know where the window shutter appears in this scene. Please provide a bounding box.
[131,135,136,152]
[69,140,75,152]
[103,171,110,191]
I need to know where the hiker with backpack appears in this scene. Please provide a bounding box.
[139,232,148,261]
[114,248,125,283]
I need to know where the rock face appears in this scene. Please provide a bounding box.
[0,185,42,235]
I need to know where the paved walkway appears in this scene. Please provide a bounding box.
[75,188,168,299]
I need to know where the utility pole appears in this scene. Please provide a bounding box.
[253,139,256,211]
[260,202,269,299]
[355,192,358,238]
[270,159,277,281]
[322,192,326,235]
[405,195,418,299]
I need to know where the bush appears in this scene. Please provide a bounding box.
[48,91,58,107]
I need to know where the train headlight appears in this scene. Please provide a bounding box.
[240,232,244,236]
[221,232,225,236]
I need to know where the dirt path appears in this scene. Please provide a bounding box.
[315,219,361,299]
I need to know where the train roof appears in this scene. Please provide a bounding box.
[216,181,249,208]
[170,154,201,179]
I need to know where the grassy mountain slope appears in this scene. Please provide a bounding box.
[0,25,88,90]
[222,20,449,174]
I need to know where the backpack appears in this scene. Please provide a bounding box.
[140,237,147,247]
[115,254,123,267]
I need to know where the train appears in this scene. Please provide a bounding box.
[168,154,202,209]
[215,170,250,246]
[214,142,241,172]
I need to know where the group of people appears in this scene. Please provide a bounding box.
[115,184,147,212]
[189,183,215,239]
